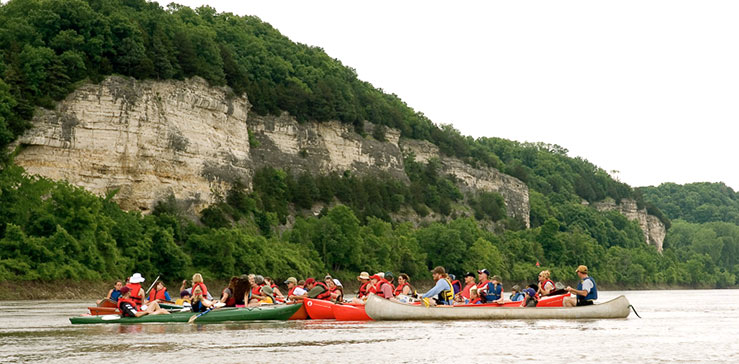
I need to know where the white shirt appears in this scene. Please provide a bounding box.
[581,278,594,293]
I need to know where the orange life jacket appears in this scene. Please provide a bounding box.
[148,287,168,301]
[117,297,139,316]
[358,282,371,298]
[394,282,409,296]
[374,279,394,299]
[125,283,143,305]
[314,281,332,300]
[192,282,208,297]
[540,279,555,295]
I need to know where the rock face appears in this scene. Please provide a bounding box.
[593,198,667,251]
[12,76,530,224]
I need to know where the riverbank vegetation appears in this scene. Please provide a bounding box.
[0,0,737,293]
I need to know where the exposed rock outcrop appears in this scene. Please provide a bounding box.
[12,76,530,224]
[592,198,666,251]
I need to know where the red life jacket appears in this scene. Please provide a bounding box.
[148,287,168,301]
[192,282,208,297]
[313,281,332,300]
[540,279,555,295]
[288,286,297,297]
[476,279,490,292]
[251,284,262,297]
[117,297,139,316]
[125,283,143,305]
[358,282,371,298]
[374,279,393,299]
[461,282,475,299]
[394,282,409,296]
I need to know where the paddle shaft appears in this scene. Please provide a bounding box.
[145,275,161,295]
[188,307,213,323]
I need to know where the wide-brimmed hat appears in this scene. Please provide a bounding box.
[375,272,385,279]
[357,272,370,280]
[129,273,145,283]
[333,279,342,287]
[576,265,589,274]
[284,277,297,285]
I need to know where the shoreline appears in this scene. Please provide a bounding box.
[0,280,734,301]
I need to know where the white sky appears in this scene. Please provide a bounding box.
[174,0,739,190]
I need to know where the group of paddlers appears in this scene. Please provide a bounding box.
[102,264,598,317]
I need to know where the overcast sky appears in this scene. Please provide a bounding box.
[174,0,739,190]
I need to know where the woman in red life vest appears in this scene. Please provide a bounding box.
[148,281,171,302]
[248,275,268,305]
[328,278,344,302]
[537,270,556,297]
[394,273,416,297]
[125,273,147,307]
[190,273,213,312]
[219,276,239,307]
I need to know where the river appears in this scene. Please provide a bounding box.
[1,289,737,363]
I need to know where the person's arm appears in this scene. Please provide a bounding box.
[402,285,411,295]
[220,289,230,302]
[106,289,114,300]
[422,280,448,299]
[139,288,147,305]
[164,291,171,301]
[566,280,591,297]
[180,280,187,293]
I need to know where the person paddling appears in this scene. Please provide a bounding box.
[564,265,598,307]
[420,266,454,306]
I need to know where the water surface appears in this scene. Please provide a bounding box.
[1,290,737,363]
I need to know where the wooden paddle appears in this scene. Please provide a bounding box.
[145,275,161,295]
[187,307,213,323]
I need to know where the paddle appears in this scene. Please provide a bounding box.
[188,307,213,323]
[145,275,161,295]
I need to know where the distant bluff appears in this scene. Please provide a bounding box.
[12,76,530,225]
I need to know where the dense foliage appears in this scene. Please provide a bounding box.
[638,182,739,225]
[0,0,736,288]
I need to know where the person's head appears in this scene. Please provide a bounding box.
[305,278,316,289]
[114,281,123,290]
[248,274,256,284]
[119,286,131,297]
[511,284,521,293]
[539,270,551,282]
[255,275,265,285]
[156,281,165,290]
[464,272,475,284]
[491,275,502,284]
[478,269,490,281]
[228,276,239,290]
[180,290,191,299]
[431,266,446,281]
[470,286,478,299]
[327,279,336,288]
[284,277,297,288]
[357,272,370,282]
[324,274,333,284]
[192,273,203,284]
[523,288,536,297]
[384,272,394,283]
[576,265,589,277]
[298,279,306,287]
[264,277,273,285]
[370,274,381,285]
[398,273,410,284]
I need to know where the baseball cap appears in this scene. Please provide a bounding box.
[477,269,490,276]
[305,278,316,286]
[119,286,130,295]
[463,272,475,278]
[284,277,297,285]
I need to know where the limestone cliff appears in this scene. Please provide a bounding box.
[592,198,667,251]
[12,76,530,224]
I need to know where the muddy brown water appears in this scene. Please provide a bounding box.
[1,290,737,363]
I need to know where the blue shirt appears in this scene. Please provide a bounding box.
[422,279,452,299]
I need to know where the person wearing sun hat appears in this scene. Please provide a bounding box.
[564,265,598,307]
[354,271,372,302]
[125,273,147,308]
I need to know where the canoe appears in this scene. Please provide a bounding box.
[364,294,631,320]
[70,304,301,324]
[303,298,336,319]
[332,303,372,321]
[288,303,309,320]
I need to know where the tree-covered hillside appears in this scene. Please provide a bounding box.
[1,0,736,288]
[638,182,739,225]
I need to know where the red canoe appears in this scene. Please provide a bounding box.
[332,303,372,321]
[303,298,336,319]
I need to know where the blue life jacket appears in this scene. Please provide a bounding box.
[484,282,502,302]
[576,276,598,302]
[509,292,524,302]
[110,289,122,302]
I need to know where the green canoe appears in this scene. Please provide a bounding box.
[70,304,302,324]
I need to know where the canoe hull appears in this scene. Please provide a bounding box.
[70,304,301,324]
[332,303,372,321]
[303,298,336,319]
[365,294,631,321]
